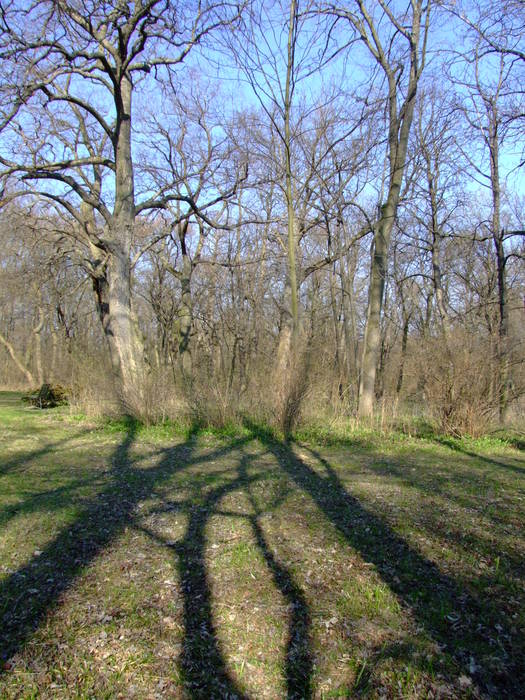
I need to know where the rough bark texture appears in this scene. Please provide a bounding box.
[272,0,303,433]
[105,245,145,411]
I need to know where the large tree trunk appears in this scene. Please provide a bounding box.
[90,244,130,406]
[104,74,145,413]
[274,283,294,395]
[81,75,146,415]
[105,244,145,412]
[272,0,303,434]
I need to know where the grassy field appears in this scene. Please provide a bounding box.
[0,392,523,699]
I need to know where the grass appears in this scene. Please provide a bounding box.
[0,391,524,698]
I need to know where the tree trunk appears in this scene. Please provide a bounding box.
[177,254,194,381]
[489,118,509,423]
[0,330,35,385]
[106,244,145,412]
[396,314,409,396]
[340,252,359,402]
[359,210,392,418]
[272,0,303,433]
[104,74,145,413]
[357,1,426,419]
[33,307,45,385]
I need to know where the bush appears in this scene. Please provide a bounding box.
[23,383,69,408]
[417,333,496,437]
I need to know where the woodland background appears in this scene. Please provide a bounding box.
[0,0,523,437]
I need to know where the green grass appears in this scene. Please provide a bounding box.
[0,392,523,698]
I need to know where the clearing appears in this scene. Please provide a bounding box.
[0,392,524,698]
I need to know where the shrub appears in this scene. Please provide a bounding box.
[23,383,69,408]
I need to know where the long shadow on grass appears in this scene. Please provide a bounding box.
[434,436,525,476]
[139,446,312,699]
[0,475,108,529]
[367,456,524,541]
[0,429,91,477]
[245,421,523,699]
[0,423,313,698]
[0,420,139,665]
[0,422,218,667]
[239,451,312,698]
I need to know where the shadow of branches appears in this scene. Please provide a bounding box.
[244,420,523,699]
[1,415,523,699]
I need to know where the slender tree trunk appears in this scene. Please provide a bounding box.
[33,306,45,385]
[359,218,390,417]
[340,253,359,400]
[50,330,58,383]
[396,314,410,396]
[358,101,419,416]
[0,331,35,385]
[426,163,450,336]
[489,119,509,423]
[357,1,426,419]
[177,254,194,380]
[495,234,509,422]
[284,0,299,338]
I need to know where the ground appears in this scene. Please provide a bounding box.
[0,392,524,699]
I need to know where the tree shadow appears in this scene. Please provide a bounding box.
[138,445,312,699]
[0,424,253,694]
[0,475,107,529]
[0,429,91,476]
[244,420,523,699]
[0,421,139,665]
[0,424,313,699]
[366,454,524,539]
[5,412,522,697]
[434,436,525,476]
[240,450,312,699]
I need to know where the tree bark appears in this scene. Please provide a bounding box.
[105,243,145,411]
[177,253,194,380]
[103,74,145,412]
[358,0,427,418]
[489,117,509,423]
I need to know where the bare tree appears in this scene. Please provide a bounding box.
[452,40,524,421]
[319,0,431,418]
[0,0,243,412]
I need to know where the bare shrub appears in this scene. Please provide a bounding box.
[418,333,497,437]
[68,363,118,417]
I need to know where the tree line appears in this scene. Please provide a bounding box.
[0,0,523,434]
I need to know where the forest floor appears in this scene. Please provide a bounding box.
[0,391,524,699]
